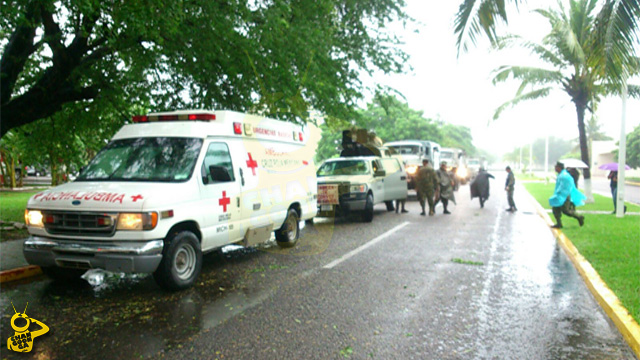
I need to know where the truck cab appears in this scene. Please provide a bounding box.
[384,140,440,189]
[315,156,407,222]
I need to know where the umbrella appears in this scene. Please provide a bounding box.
[598,163,631,171]
[559,158,589,168]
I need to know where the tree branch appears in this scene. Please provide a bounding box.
[0,1,40,105]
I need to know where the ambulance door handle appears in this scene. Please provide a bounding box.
[239,168,245,186]
[237,197,240,207]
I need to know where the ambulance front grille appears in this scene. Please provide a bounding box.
[43,211,117,237]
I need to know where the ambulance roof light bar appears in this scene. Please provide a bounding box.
[132,113,216,123]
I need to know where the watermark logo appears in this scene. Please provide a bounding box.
[7,302,49,353]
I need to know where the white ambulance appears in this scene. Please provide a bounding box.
[23,110,319,290]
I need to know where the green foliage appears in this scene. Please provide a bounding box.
[618,124,640,169]
[0,190,44,223]
[1,0,410,137]
[438,121,477,156]
[315,94,456,162]
[491,0,640,180]
[6,101,135,185]
[357,94,442,143]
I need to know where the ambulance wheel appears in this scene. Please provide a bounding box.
[41,266,86,281]
[154,231,202,291]
[362,194,374,223]
[276,209,299,248]
[385,201,395,211]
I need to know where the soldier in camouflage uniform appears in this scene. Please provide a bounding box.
[416,158,439,216]
[435,161,456,214]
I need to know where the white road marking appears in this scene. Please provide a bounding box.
[323,221,411,269]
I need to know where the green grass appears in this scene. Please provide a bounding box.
[523,183,640,324]
[0,190,44,223]
[524,182,640,212]
[515,172,545,181]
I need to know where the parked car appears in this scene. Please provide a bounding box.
[315,156,408,222]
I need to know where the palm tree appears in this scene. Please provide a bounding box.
[454,0,640,65]
[489,0,640,200]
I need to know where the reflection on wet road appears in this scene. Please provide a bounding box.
[472,194,633,359]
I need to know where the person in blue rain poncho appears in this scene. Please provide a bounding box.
[549,162,586,229]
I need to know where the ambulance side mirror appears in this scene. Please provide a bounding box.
[374,169,386,177]
[209,165,232,182]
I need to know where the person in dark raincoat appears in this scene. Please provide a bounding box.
[470,167,495,208]
[435,161,456,214]
[416,158,438,216]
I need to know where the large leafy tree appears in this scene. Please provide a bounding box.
[490,0,639,199]
[356,94,442,143]
[438,121,477,156]
[1,0,409,138]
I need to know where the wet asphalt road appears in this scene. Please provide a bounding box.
[0,179,635,360]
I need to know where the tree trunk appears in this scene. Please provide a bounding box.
[575,101,593,202]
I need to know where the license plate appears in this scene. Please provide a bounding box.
[318,185,339,205]
[320,205,333,212]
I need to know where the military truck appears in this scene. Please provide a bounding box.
[384,140,441,189]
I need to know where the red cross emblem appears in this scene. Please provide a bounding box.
[219,191,231,212]
[131,194,143,202]
[246,153,258,176]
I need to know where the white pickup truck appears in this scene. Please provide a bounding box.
[315,156,408,222]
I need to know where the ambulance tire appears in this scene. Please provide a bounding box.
[154,231,202,291]
[41,266,86,282]
[362,193,374,223]
[385,201,395,211]
[276,209,299,248]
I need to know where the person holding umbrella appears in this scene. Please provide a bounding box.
[549,161,586,229]
[600,162,630,214]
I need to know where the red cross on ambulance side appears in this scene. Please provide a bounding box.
[219,191,231,212]
[246,153,258,176]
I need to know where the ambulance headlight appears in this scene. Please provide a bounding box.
[117,212,158,231]
[25,209,44,228]
[406,165,418,175]
[350,184,367,193]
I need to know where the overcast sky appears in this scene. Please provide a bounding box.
[364,0,640,158]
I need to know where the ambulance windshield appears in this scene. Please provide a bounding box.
[317,160,370,176]
[77,137,203,182]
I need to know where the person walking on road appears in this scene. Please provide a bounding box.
[607,170,627,214]
[470,167,495,208]
[549,162,586,229]
[395,160,409,214]
[435,161,455,214]
[505,166,517,212]
[416,158,438,216]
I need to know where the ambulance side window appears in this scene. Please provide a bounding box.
[202,143,235,184]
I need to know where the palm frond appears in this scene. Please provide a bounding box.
[492,65,563,85]
[596,0,640,81]
[455,0,519,56]
[493,87,552,120]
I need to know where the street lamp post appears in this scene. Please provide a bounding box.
[616,81,627,218]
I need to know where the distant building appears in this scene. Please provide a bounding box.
[591,141,639,177]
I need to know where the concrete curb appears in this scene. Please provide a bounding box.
[526,191,640,359]
[0,265,42,283]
